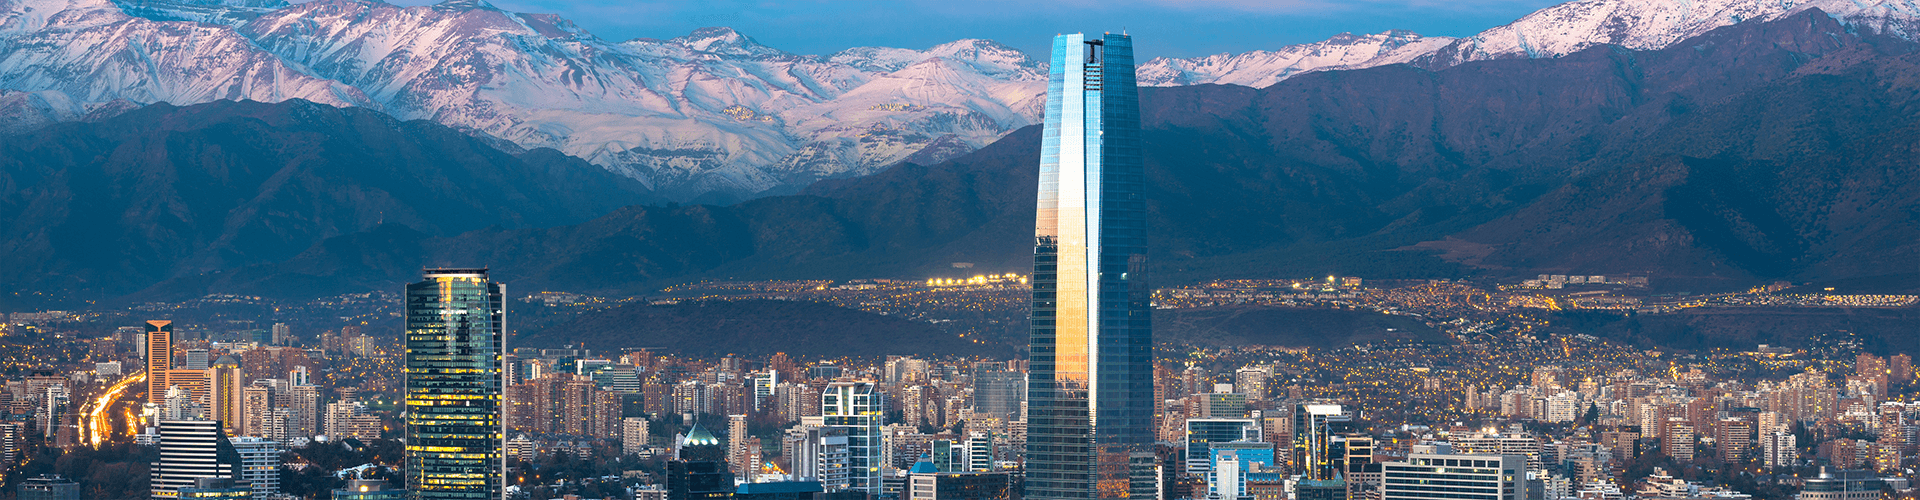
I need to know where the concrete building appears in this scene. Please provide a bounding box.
[149,419,240,499]
[1798,469,1880,500]
[17,475,80,500]
[231,437,281,497]
[1381,452,1529,500]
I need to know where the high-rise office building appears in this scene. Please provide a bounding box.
[785,425,851,490]
[206,355,245,436]
[39,386,69,440]
[150,419,242,499]
[147,321,174,406]
[668,423,734,500]
[1292,404,1352,480]
[1185,419,1260,475]
[1027,31,1152,500]
[823,381,884,495]
[1380,452,1528,500]
[404,268,506,500]
[751,371,779,412]
[972,363,1024,422]
[184,349,210,371]
[232,436,283,497]
[1210,448,1270,500]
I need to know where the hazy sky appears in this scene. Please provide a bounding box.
[396,0,1568,60]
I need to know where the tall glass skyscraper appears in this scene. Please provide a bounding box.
[404,269,505,500]
[1027,32,1154,500]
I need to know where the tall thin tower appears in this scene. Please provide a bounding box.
[404,268,506,500]
[146,320,173,406]
[1027,32,1154,500]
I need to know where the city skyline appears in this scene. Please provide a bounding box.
[0,0,1918,497]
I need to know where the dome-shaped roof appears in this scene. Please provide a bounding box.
[683,422,720,446]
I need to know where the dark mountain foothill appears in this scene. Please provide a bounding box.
[514,299,1011,359]
[5,10,1920,322]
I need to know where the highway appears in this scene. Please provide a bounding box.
[79,371,144,447]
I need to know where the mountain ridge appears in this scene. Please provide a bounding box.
[14,0,1919,201]
[40,10,1900,306]
[0,98,659,303]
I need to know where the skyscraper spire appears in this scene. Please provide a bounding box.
[1028,32,1155,500]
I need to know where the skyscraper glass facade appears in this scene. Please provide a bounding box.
[404,269,505,500]
[822,381,884,495]
[1028,32,1153,500]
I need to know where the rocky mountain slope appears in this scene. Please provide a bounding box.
[1137,30,1454,87]
[1414,0,1920,68]
[0,0,1049,201]
[8,0,1920,202]
[55,10,1903,305]
[0,0,372,107]
[0,99,657,301]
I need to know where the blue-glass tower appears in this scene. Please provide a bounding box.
[1027,32,1154,500]
[404,269,505,500]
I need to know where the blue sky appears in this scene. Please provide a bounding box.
[406,0,1568,60]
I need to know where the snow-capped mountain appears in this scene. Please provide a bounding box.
[111,0,287,25]
[831,39,1046,80]
[1140,0,1920,87]
[5,0,1920,201]
[1137,30,1454,87]
[226,0,1046,199]
[0,0,371,108]
[1415,0,1920,67]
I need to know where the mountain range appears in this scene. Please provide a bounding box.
[2,8,1909,308]
[5,0,1920,309]
[0,99,656,301]
[8,0,1920,202]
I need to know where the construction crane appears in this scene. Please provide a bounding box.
[335,464,380,480]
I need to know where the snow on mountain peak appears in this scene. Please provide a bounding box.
[432,0,497,11]
[1414,0,1920,67]
[671,26,788,59]
[831,38,1045,81]
[11,0,1920,201]
[1137,30,1454,87]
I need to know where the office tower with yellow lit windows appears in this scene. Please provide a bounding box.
[146,320,173,406]
[1027,32,1155,500]
[404,268,506,500]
